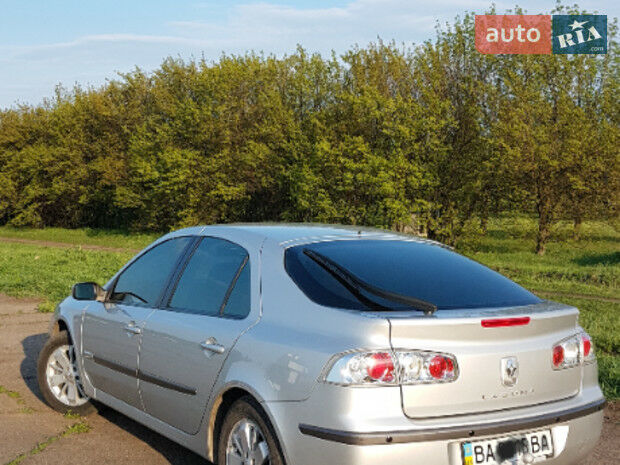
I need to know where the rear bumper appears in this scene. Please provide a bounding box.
[290,409,603,465]
[298,398,605,445]
[266,385,605,465]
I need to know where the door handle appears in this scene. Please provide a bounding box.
[200,339,225,354]
[124,323,142,335]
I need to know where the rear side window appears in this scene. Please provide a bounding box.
[168,237,250,317]
[222,264,251,318]
[285,240,541,311]
[111,237,193,307]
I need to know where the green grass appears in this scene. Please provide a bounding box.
[459,217,618,298]
[0,217,617,398]
[0,242,134,312]
[0,226,157,250]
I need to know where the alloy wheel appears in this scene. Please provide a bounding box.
[45,344,89,407]
[226,418,271,465]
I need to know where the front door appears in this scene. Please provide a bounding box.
[139,236,255,434]
[81,236,194,408]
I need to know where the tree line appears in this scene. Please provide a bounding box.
[0,8,617,254]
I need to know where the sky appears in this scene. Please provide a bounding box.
[1,0,616,108]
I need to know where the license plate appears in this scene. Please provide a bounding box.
[462,429,554,465]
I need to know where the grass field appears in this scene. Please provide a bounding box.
[0,226,157,250]
[0,218,617,398]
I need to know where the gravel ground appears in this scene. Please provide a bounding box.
[0,293,616,465]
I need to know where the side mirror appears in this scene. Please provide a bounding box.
[72,282,105,301]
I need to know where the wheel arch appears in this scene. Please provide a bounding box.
[206,383,289,464]
[50,318,69,336]
[49,317,76,348]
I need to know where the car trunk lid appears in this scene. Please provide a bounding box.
[389,301,582,419]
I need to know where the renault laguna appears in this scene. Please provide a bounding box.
[37,225,605,465]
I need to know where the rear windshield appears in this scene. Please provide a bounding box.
[285,239,541,311]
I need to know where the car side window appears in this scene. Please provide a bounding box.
[222,262,251,318]
[168,237,251,318]
[111,237,193,307]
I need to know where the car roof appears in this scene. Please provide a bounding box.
[181,223,444,248]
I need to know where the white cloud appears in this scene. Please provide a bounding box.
[1,0,616,107]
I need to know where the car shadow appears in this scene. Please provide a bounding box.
[97,408,210,465]
[21,333,211,465]
[20,333,48,402]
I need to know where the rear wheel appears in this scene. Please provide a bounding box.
[217,397,285,465]
[37,331,95,415]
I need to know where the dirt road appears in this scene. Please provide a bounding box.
[0,293,616,465]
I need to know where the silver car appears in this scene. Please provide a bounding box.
[37,225,605,465]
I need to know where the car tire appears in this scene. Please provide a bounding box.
[37,331,96,416]
[217,396,285,465]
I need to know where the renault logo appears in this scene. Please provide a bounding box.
[501,357,519,387]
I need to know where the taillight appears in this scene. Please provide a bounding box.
[366,352,395,382]
[581,332,595,364]
[552,345,564,367]
[323,350,458,386]
[429,355,450,379]
[552,331,595,370]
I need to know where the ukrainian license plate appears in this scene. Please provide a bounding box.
[462,429,553,465]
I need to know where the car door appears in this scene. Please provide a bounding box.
[81,236,194,408]
[138,236,255,434]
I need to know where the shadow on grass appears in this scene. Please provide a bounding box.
[573,251,620,267]
[21,333,210,465]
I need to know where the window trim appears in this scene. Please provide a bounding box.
[160,236,252,319]
[218,254,249,315]
[107,236,199,308]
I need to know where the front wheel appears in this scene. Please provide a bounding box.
[37,331,95,415]
[217,397,285,465]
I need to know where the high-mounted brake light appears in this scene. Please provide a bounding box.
[323,350,458,386]
[481,317,530,328]
[552,331,595,370]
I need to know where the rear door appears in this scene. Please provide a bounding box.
[138,236,256,434]
[81,236,193,408]
[391,302,582,418]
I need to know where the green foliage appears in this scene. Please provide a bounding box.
[0,6,616,245]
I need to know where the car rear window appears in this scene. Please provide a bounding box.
[285,239,541,311]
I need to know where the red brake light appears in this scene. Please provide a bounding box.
[583,336,592,357]
[445,357,454,373]
[481,317,531,328]
[553,345,565,367]
[429,355,448,379]
[367,352,395,382]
